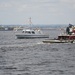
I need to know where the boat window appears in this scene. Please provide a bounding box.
[22,31,24,33]
[25,31,31,34]
[32,31,35,34]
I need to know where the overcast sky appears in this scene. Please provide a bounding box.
[0,0,75,25]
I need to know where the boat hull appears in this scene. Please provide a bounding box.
[16,34,49,39]
[58,35,75,40]
[42,39,74,43]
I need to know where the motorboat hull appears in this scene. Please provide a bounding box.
[16,34,49,39]
[58,35,75,40]
[42,39,74,43]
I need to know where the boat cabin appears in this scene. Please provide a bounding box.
[22,29,35,34]
[22,29,42,34]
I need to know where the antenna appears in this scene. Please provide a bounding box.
[29,17,32,25]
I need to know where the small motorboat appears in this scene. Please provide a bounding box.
[16,29,49,39]
[16,17,49,39]
[58,24,75,40]
[43,39,74,43]
[43,24,75,43]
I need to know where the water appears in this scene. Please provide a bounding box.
[0,29,75,75]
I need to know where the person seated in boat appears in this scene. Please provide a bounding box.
[66,24,74,35]
[72,26,75,34]
[66,26,69,34]
[69,27,73,35]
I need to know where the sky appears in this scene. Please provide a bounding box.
[0,0,75,25]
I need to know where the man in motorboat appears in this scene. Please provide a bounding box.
[66,24,74,35]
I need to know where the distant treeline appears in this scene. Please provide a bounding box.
[0,24,68,31]
[0,26,14,31]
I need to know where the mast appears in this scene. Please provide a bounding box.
[29,17,32,29]
[29,17,32,25]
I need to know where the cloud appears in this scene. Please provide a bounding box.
[0,0,67,14]
[16,0,60,13]
[0,0,60,12]
[0,0,75,24]
[60,0,75,9]
[0,2,12,10]
[60,0,75,3]
[0,0,64,20]
[33,0,59,3]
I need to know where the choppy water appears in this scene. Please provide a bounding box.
[0,29,75,75]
